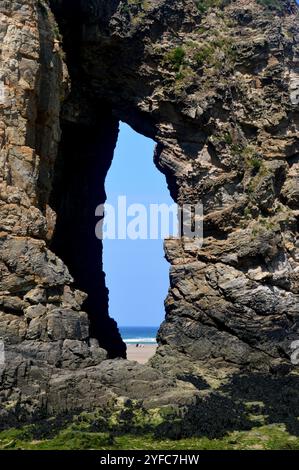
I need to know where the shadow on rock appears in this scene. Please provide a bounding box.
[168,372,299,439]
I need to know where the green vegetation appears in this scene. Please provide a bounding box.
[1,423,299,450]
[164,37,234,80]
[37,0,62,42]
[165,47,186,72]
[37,0,48,17]
[248,156,262,172]
[128,0,150,5]
[121,0,151,15]
[250,158,262,172]
[258,216,277,231]
[213,131,243,150]
[120,3,130,14]
[52,23,62,41]
[223,131,233,145]
[231,144,244,156]
[257,0,284,11]
[241,146,264,175]
[244,207,253,220]
[163,28,236,79]
[194,0,231,14]
[194,45,214,67]
[1,398,299,450]
[249,213,286,237]
[192,36,236,69]
[195,26,208,35]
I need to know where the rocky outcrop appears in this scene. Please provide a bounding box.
[0,0,299,428]
[53,0,299,374]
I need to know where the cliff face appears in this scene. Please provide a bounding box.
[0,0,299,426]
[53,0,299,374]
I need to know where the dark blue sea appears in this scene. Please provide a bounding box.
[119,326,158,344]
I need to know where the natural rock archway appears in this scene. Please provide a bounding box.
[52,0,299,374]
[0,0,299,429]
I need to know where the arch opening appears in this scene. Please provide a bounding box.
[103,123,175,361]
[49,112,175,361]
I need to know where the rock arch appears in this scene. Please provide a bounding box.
[0,0,299,426]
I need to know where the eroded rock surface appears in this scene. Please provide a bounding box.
[0,0,299,427]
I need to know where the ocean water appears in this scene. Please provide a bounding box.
[119,326,158,344]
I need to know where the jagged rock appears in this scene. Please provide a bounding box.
[0,0,299,427]
[24,287,47,305]
[0,295,27,314]
[0,312,27,344]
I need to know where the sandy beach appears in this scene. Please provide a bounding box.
[126,344,157,364]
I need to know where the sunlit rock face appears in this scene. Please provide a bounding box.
[0,0,299,425]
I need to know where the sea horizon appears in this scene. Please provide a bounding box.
[119,326,159,344]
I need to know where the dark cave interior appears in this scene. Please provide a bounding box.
[50,110,127,359]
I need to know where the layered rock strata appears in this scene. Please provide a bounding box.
[0,0,298,425]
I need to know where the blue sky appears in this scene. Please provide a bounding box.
[103,123,173,327]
